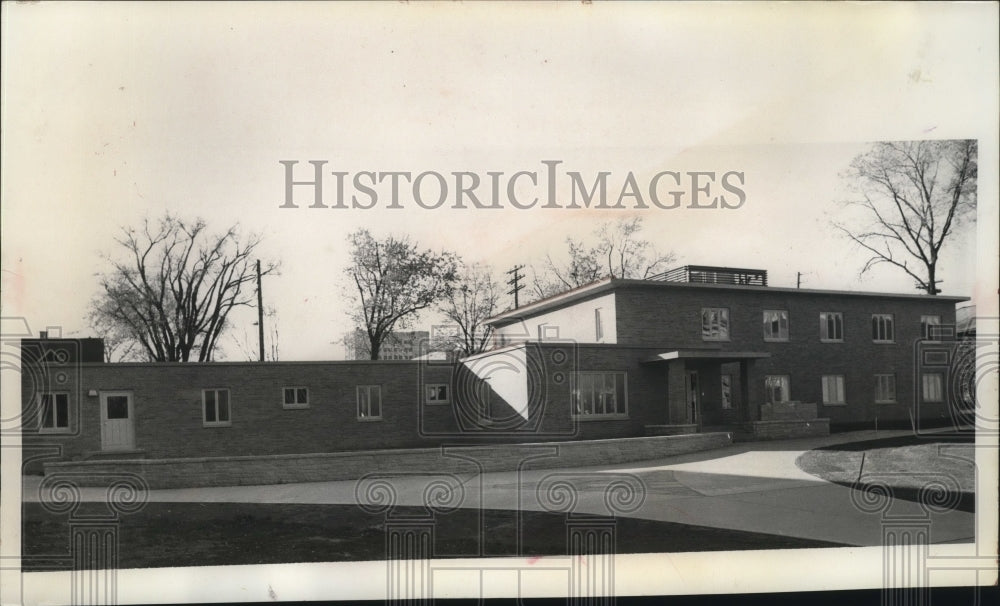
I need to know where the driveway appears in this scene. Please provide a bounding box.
[22,429,976,547]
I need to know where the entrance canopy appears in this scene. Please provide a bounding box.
[641,350,771,364]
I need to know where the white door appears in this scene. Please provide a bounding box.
[100,392,134,451]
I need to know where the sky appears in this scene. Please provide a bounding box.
[2,2,997,362]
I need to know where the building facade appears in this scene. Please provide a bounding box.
[20,266,970,473]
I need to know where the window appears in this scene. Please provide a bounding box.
[594,308,604,341]
[922,373,944,402]
[872,314,894,342]
[283,387,309,409]
[357,385,382,420]
[921,315,942,340]
[538,324,560,340]
[203,388,231,427]
[821,375,846,405]
[38,392,70,432]
[721,375,733,409]
[875,374,896,403]
[820,312,843,342]
[764,375,790,404]
[425,384,449,404]
[571,372,627,418]
[701,308,730,341]
[763,310,789,341]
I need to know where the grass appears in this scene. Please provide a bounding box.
[22,502,845,571]
[795,434,975,512]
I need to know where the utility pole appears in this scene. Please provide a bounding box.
[256,259,265,362]
[506,265,525,309]
[797,272,802,288]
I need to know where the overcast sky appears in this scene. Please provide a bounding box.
[2,2,997,361]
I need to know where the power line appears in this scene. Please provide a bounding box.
[506,264,525,309]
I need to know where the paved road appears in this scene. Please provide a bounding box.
[22,429,976,547]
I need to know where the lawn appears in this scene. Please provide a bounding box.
[795,434,976,512]
[22,502,845,571]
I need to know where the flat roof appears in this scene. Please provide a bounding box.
[487,278,970,326]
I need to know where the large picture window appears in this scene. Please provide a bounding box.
[572,372,627,418]
[357,385,383,420]
[702,308,730,341]
[203,388,231,427]
[39,392,70,432]
[763,310,789,341]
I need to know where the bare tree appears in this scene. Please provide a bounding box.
[437,263,502,357]
[531,217,676,299]
[229,305,280,362]
[345,229,458,360]
[90,215,276,362]
[836,140,977,294]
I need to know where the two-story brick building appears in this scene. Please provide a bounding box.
[19,265,969,476]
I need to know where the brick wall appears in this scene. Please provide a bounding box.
[42,432,734,489]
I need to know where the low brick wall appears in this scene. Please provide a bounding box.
[750,418,830,440]
[41,432,733,489]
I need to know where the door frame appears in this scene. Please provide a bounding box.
[686,370,701,427]
[100,391,135,451]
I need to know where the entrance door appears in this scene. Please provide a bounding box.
[687,371,701,426]
[100,392,134,451]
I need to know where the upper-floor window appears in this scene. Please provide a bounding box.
[39,392,70,432]
[872,314,894,343]
[763,310,789,341]
[357,385,383,420]
[594,308,604,341]
[820,312,843,342]
[203,388,231,427]
[702,308,730,341]
[283,387,309,409]
[921,315,942,340]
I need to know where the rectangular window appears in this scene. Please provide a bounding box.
[39,392,70,432]
[283,387,309,409]
[357,385,383,420]
[872,314,895,342]
[425,384,449,404]
[875,374,896,403]
[922,373,944,402]
[764,375,790,404]
[538,324,560,341]
[820,312,843,342]
[821,375,846,405]
[721,375,733,409]
[763,310,789,341]
[203,388,231,427]
[594,308,604,341]
[701,308,730,341]
[571,372,627,419]
[921,315,942,340]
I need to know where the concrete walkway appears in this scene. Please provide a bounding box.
[22,429,976,547]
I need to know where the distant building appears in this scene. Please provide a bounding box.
[343,328,430,360]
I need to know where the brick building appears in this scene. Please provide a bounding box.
[20,266,969,475]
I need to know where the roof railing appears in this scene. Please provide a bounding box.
[648,265,768,287]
